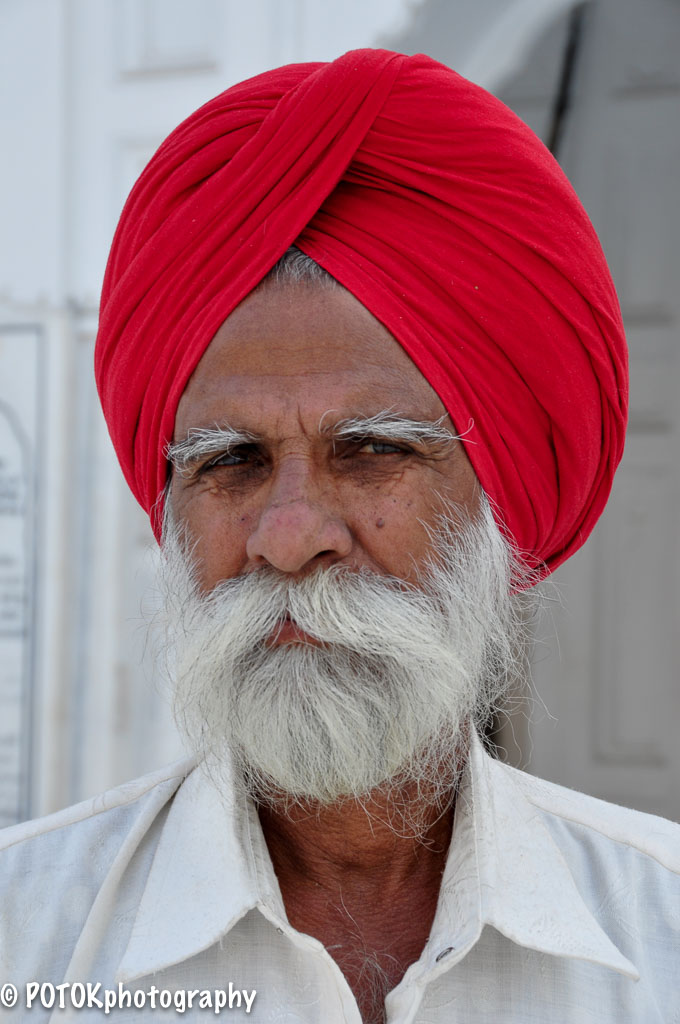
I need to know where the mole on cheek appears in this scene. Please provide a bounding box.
[376,518,385,529]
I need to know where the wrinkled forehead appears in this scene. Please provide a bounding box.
[173,275,453,445]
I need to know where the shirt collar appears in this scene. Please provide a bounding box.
[117,760,278,984]
[117,731,639,984]
[424,731,639,981]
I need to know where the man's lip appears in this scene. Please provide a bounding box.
[268,616,321,647]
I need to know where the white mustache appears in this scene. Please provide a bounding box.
[158,495,532,809]
[194,563,465,668]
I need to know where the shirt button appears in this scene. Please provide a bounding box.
[435,946,454,963]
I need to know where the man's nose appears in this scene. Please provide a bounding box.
[245,459,353,574]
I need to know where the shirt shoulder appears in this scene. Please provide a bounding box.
[0,757,195,854]
[500,759,680,874]
[0,759,196,983]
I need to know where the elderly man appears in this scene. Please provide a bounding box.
[1,50,678,1023]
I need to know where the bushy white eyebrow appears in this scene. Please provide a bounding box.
[327,411,459,447]
[166,411,465,473]
[165,426,258,472]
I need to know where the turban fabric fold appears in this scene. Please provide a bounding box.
[95,48,628,575]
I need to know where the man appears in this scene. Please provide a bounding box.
[1,49,677,1023]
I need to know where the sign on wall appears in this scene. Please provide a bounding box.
[0,325,43,826]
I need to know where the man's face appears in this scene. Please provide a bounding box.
[161,279,521,809]
[170,280,480,594]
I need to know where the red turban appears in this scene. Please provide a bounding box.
[95,48,628,575]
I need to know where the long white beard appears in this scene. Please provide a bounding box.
[159,497,531,809]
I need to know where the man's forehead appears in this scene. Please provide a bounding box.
[196,277,418,372]
[174,282,449,442]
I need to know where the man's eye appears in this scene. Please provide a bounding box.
[356,440,408,455]
[204,446,255,469]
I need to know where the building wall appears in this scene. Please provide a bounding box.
[519,0,680,820]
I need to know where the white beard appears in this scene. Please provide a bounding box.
[158,496,531,811]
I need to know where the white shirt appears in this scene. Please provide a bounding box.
[0,730,678,1022]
